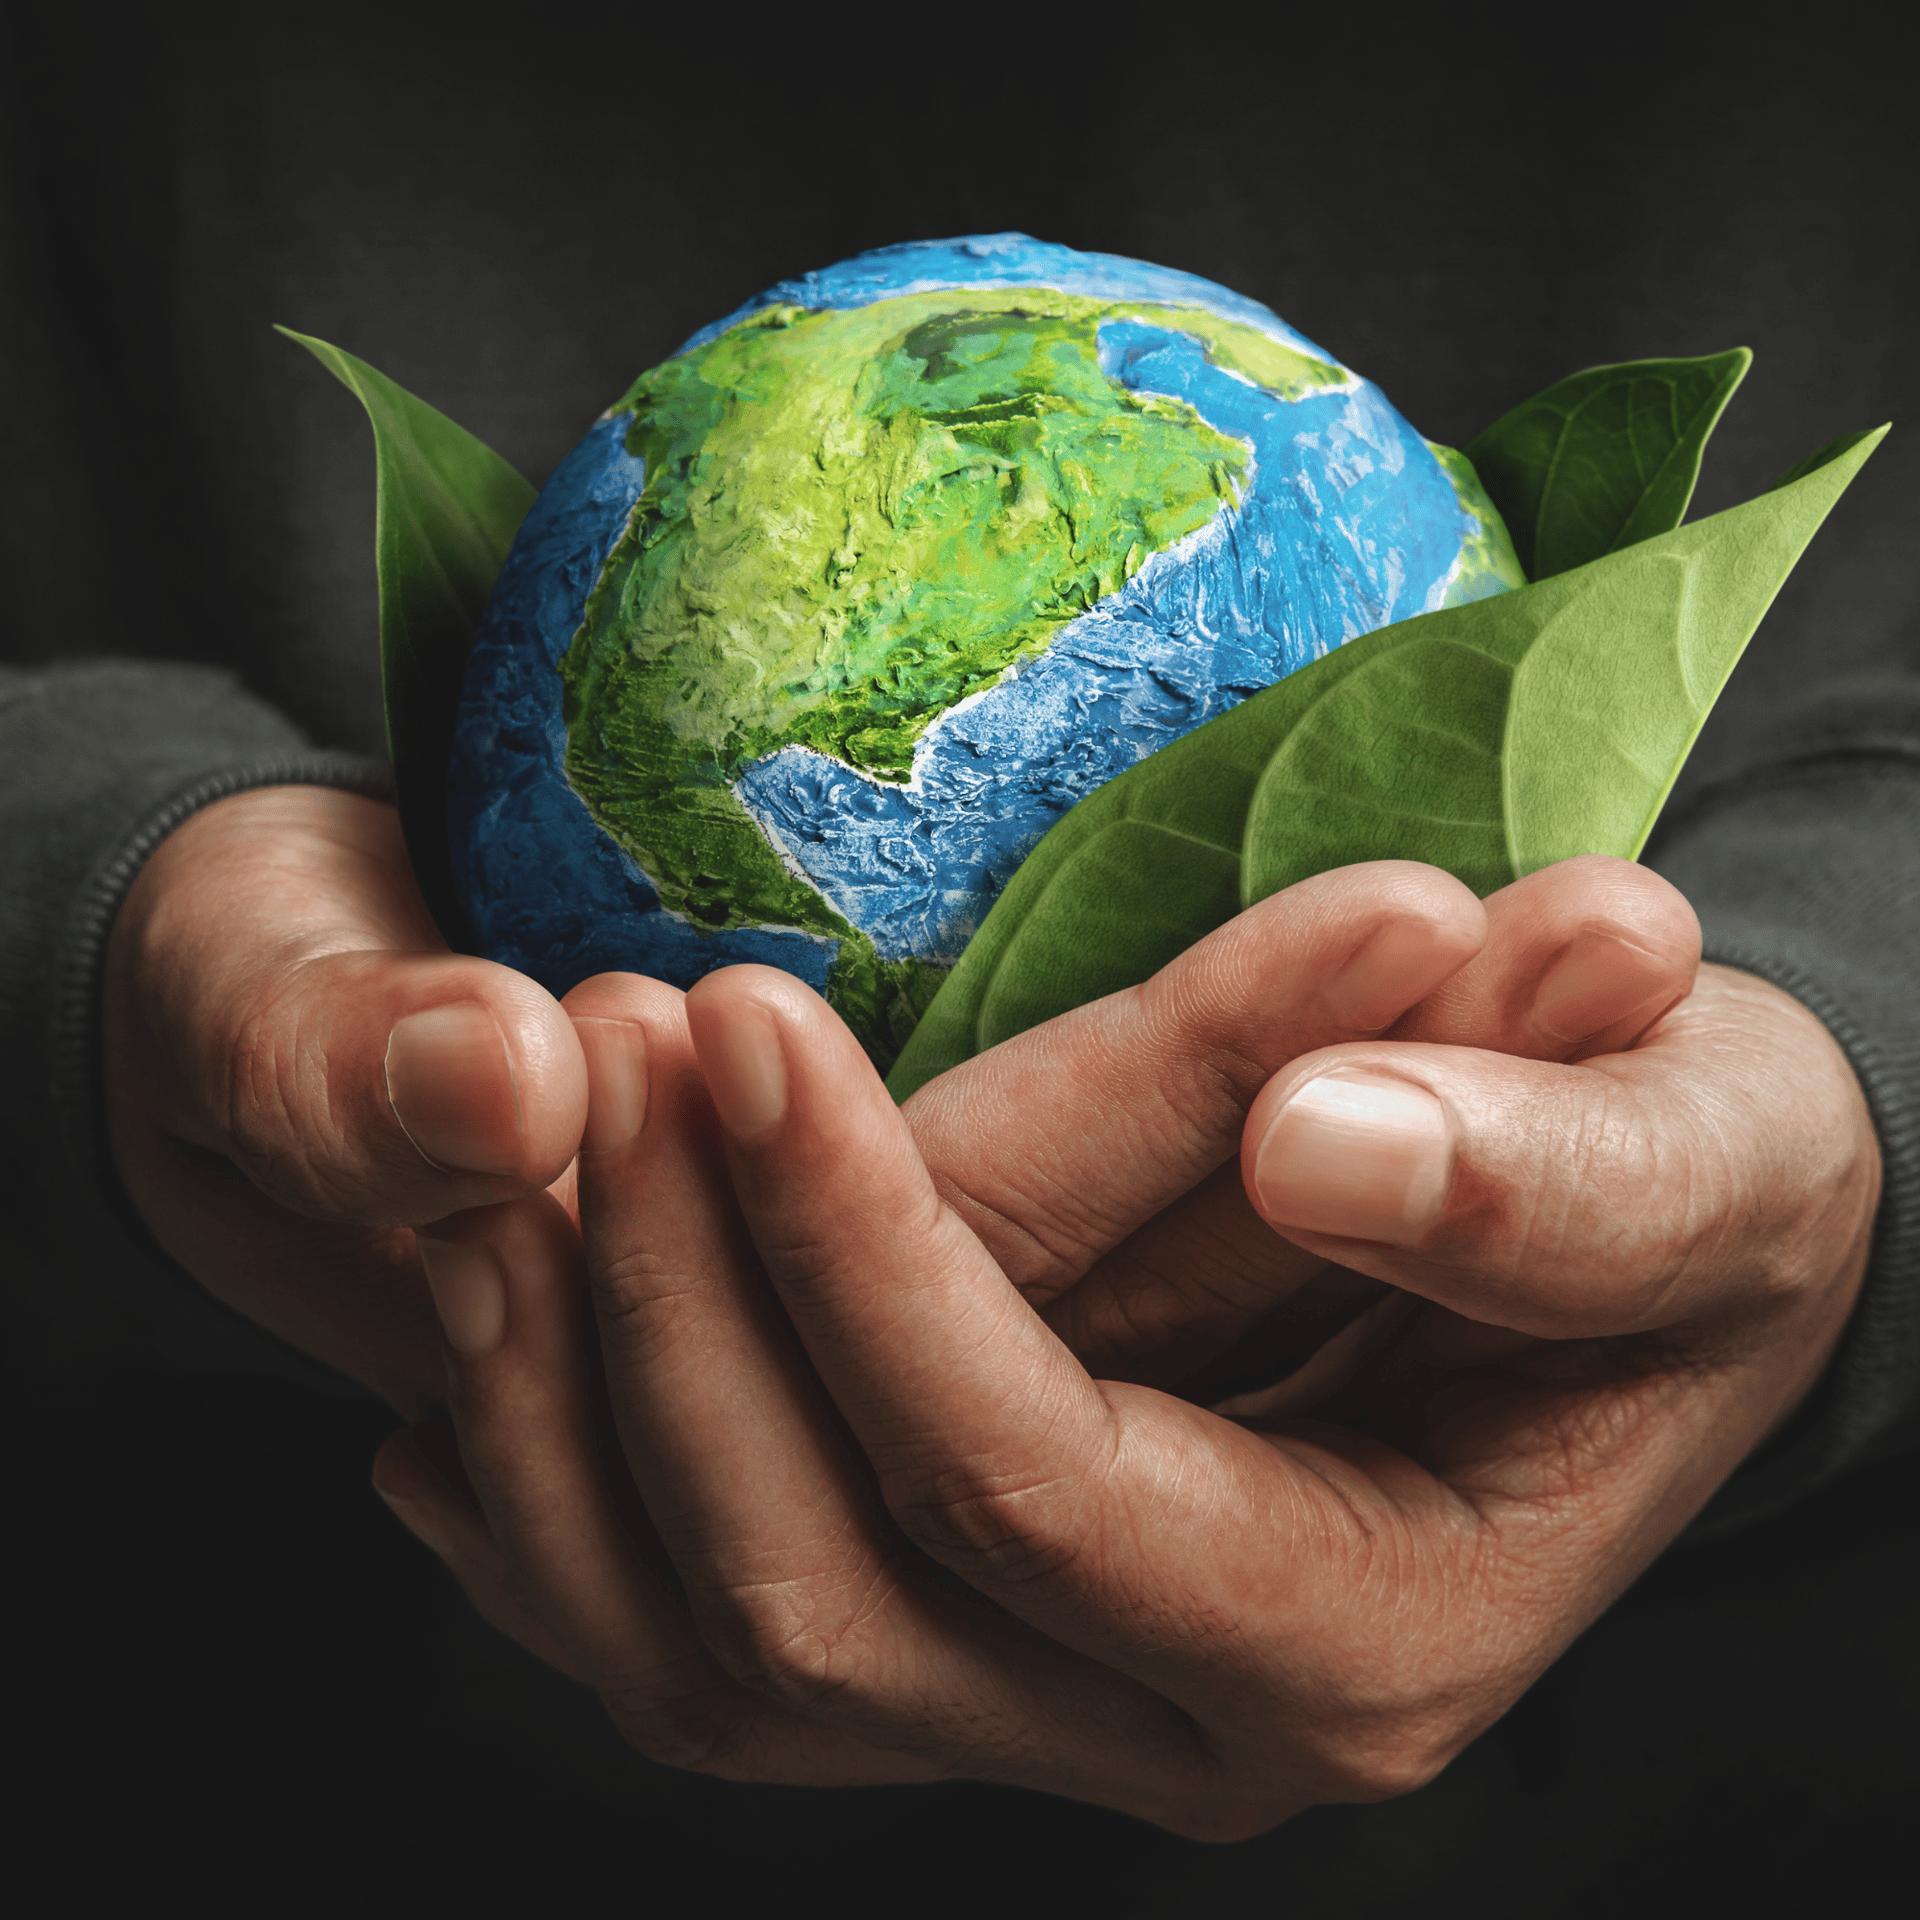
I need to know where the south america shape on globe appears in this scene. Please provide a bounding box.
[448,234,1525,1070]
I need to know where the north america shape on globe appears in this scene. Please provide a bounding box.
[448,234,1525,1070]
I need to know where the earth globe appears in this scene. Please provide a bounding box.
[447,233,1524,1070]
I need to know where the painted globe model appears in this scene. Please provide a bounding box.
[448,234,1524,1067]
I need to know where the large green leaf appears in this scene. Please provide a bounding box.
[887,426,1885,1101]
[1466,349,1751,578]
[278,327,537,948]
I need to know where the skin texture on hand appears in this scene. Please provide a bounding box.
[101,781,1684,1422]
[374,901,1877,1838]
[103,782,1876,1832]
[103,786,586,1418]
[902,854,1703,1395]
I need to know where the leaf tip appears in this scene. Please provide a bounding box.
[1712,345,1755,396]
[1769,423,1890,493]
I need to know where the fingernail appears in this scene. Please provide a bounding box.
[1326,918,1460,1032]
[573,1018,648,1154]
[1530,931,1672,1044]
[416,1233,507,1354]
[1252,1069,1452,1245]
[698,997,787,1139]
[385,1004,524,1176]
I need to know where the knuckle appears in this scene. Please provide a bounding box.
[1261,1604,1485,1807]
[696,1571,888,1715]
[752,1220,874,1297]
[885,1468,1086,1587]
[1460,1078,1711,1333]
[1139,976,1267,1136]
[721,1620,864,1713]
[1467,971,1886,1336]
[757,1180,954,1299]
[214,971,414,1222]
[586,1246,704,1364]
[928,1172,1090,1302]
[219,997,297,1156]
[960,1167,1127,1282]
[1332,1731,1458,1803]
[220,992,346,1211]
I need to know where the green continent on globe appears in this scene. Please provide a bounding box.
[558,287,1346,1064]
[1426,442,1526,599]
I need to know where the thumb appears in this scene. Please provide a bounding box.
[223,948,588,1223]
[1237,966,1864,1339]
[108,786,587,1227]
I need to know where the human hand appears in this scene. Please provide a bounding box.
[101,782,1673,1420]
[376,911,1874,1836]
[103,786,586,1417]
[905,852,1702,1397]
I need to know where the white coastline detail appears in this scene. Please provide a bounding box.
[727,480,1271,949]
[736,440,1258,811]
[572,278,1488,965]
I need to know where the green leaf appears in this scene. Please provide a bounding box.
[1241,639,1514,897]
[973,823,1244,1049]
[1770,428,1881,492]
[1465,349,1751,579]
[277,327,537,948]
[887,425,1885,1102]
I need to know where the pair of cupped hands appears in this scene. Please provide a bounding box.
[105,786,1879,1839]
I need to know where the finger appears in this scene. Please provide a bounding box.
[1046,857,1700,1382]
[417,1196,729,1705]
[424,1029,948,1789]
[106,786,586,1227]
[683,967,1439,1796]
[693,967,1799,1831]
[1388,856,1700,1062]
[905,860,1485,1300]
[567,971,1202,1803]
[371,1418,590,1682]
[414,1187,892,1781]
[685,964,1128,1600]
[1036,1160,1369,1389]
[103,1116,450,1416]
[1237,964,1881,1339]
[684,964,1101,1474]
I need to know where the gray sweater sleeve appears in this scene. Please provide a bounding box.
[0,659,391,1416]
[1650,674,1920,1537]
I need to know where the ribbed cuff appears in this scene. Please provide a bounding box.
[1650,741,1920,1539]
[1678,919,1920,1539]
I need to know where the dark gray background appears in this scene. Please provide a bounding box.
[5,0,1915,789]
[2,1,1913,1911]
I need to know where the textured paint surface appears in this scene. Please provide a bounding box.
[449,235,1523,1065]
[556,289,1271,1003]
[447,416,844,994]
[579,293,1268,782]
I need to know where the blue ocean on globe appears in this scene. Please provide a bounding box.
[448,233,1521,1057]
